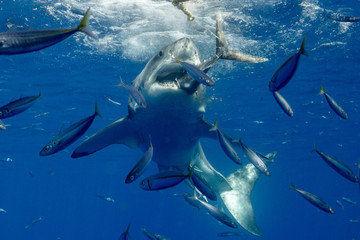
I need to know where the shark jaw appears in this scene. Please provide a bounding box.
[72,15,271,237]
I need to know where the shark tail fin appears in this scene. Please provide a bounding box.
[215,14,268,63]
[77,8,97,39]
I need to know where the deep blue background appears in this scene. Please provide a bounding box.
[0,0,359,239]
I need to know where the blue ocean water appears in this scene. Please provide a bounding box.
[0,0,359,239]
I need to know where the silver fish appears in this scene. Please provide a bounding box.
[125,139,153,184]
[25,216,42,229]
[272,91,293,117]
[210,120,242,165]
[140,171,190,191]
[0,119,5,130]
[269,36,307,92]
[0,208,6,213]
[191,196,238,228]
[119,77,147,109]
[41,103,101,156]
[336,200,344,209]
[0,92,41,119]
[342,197,357,205]
[0,8,96,55]
[175,55,215,86]
[96,194,115,203]
[217,231,243,237]
[233,137,270,176]
[319,84,348,120]
[141,228,170,240]
[190,168,217,201]
[312,144,358,183]
[290,183,335,214]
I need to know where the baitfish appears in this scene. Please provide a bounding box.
[141,227,170,240]
[312,144,358,183]
[0,157,13,163]
[0,92,41,119]
[190,168,217,201]
[0,8,96,55]
[210,120,242,165]
[269,36,307,92]
[140,170,191,191]
[233,137,270,176]
[25,216,42,229]
[190,196,238,228]
[326,13,360,23]
[342,197,357,205]
[175,55,215,86]
[119,224,131,240]
[0,119,5,130]
[217,231,243,237]
[272,91,294,117]
[119,77,147,109]
[96,194,115,203]
[336,200,344,209]
[290,183,335,214]
[125,139,153,184]
[319,84,348,120]
[175,192,203,210]
[41,103,101,156]
[0,208,6,213]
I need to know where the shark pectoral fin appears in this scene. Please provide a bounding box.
[220,164,263,237]
[71,116,140,158]
[215,14,268,63]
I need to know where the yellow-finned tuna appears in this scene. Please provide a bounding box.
[0,8,96,55]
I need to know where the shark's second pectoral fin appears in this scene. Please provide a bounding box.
[220,164,263,237]
[71,116,141,158]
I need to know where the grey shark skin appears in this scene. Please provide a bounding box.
[72,15,269,237]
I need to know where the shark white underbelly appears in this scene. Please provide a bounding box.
[71,15,271,237]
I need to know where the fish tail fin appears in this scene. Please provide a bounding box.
[232,135,241,144]
[299,36,308,56]
[174,54,181,63]
[209,119,218,131]
[77,8,97,39]
[319,83,325,95]
[216,14,268,63]
[118,76,125,88]
[94,102,103,118]
[311,142,317,153]
[289,182,296,190]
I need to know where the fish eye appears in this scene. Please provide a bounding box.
[44,145,50,151]
[130,176,134,181]
[52,141,57,145]
[158,51,163,57]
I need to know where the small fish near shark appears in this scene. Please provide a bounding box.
[0,8,96,55]
[71,14,271,236]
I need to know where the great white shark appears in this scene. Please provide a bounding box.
[72,15,273,237]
